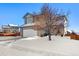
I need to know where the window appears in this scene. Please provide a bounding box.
[27,18,33,23]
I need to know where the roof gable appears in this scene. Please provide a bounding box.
[23,13,33,19]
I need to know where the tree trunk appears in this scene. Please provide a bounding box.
[48,33,51,41]
[48,28,52,41]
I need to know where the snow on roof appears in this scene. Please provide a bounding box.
[23,23,35,27]
[9,24,18,26]
[67,29,72,33]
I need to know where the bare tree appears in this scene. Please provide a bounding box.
[40,4,68,41]
[41,4,56,41]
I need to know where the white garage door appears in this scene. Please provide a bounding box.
[23,29,37,37]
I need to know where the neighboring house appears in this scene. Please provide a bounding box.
[22,13,68,37]
[0,28,3,33]
[2,24,19,33]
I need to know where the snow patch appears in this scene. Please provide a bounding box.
[23,23,35,27]
[21,36,41,40]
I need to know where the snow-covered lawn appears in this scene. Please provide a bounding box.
[0,45,42,56]
[0,36,79,56]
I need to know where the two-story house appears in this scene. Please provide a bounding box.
[22,13,68,37]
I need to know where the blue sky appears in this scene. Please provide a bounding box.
[0,3,79,32]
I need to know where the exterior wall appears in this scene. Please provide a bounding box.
[33,15,66,36]
[33,15,46,28]
[3,28,11,33]
[33,15,47,36]
[50,25,64,35]
[64,27,67,35]
[37,30,45,36]
[64,17,68,35]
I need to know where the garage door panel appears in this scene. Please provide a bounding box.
[23,29,37,37]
